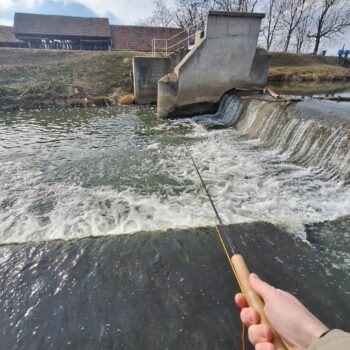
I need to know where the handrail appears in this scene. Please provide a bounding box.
[166,18,204,43]
[167,33,196,51]
[151,38,167,56]
[152,18,205,57]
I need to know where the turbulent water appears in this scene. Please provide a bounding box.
[1,100,350,244]
[1,98,350,349]
[235,98,350,182]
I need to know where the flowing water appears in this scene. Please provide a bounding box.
[0,98,350,349]
[1,101,350,243]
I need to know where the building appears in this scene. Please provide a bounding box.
[0,12,186,52]
[0,25,26,48]
[14,13,112,50]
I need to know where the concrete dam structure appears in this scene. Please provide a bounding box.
[132,11,271,118]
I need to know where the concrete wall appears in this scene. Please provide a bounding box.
[133,57,172,104]
[157,11,271,118]
[133,49,188,104]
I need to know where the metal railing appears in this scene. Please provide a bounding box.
[152,19,205,57]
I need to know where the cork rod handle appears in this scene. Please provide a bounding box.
[232,254,291,350]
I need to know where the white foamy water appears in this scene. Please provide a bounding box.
[0,104,350,244]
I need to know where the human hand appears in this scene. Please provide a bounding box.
[234,273,329,350]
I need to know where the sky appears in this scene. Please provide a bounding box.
[0,0,156,26]
[0,0,348,54]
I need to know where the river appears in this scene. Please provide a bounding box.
[0,100,349,349]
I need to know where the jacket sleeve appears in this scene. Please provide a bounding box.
[307,329,350,350]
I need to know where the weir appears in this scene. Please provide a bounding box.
[194,92,350,182]
[132,11,271,118]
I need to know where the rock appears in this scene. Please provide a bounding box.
[89,96,112,106]
[67,98,89,107]
[117,94,135,105]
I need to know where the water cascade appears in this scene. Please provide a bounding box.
[195,94,350,183]
[235,99,350,182]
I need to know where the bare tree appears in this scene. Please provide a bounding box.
[173,0,211,28]
[281,0,307,52]
[213,0,259,12]
[294,12,312,53]
[213,0,236,11]
[239,0,259,11]
[308,0,350,55]
[261,0,285,51]
[137,0,175,27]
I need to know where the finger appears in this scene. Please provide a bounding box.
[249,273,276,302]
[256,342,276,350]
[240,307,260,327]
[248,324,273,345]
[235,293,248,309]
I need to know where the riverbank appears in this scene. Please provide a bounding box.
[268,52,350,83]
[0,48,349,110]
[0,48,138,110]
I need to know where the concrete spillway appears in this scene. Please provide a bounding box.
[237,99,350,182]
[1,222,349,349]
[193,93,350,182]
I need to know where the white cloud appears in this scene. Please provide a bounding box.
[0,0,13,12]
[0,0,155,24]
[0,0,41,26]
[0,0,43,12]
[0,0,43,23]
[71,0,154,24]
[0,18,13,25]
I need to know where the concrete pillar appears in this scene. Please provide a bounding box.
[157,73,178,118]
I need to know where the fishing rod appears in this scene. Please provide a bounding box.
[184,143,290,350]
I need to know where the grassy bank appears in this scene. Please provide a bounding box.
[268,52,350,83]
[0,48,349,110]
[0,48,139,110]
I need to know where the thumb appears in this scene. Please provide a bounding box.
[249,273,275,302]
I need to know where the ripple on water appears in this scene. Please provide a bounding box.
[0,105,350,244]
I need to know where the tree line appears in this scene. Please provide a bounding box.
[139,0,350,55]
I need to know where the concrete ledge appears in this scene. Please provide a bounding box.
[159,72,178,83]
[157,77,178,118]
[208,10,265,18]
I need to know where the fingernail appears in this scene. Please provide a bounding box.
[250,273,259,280]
